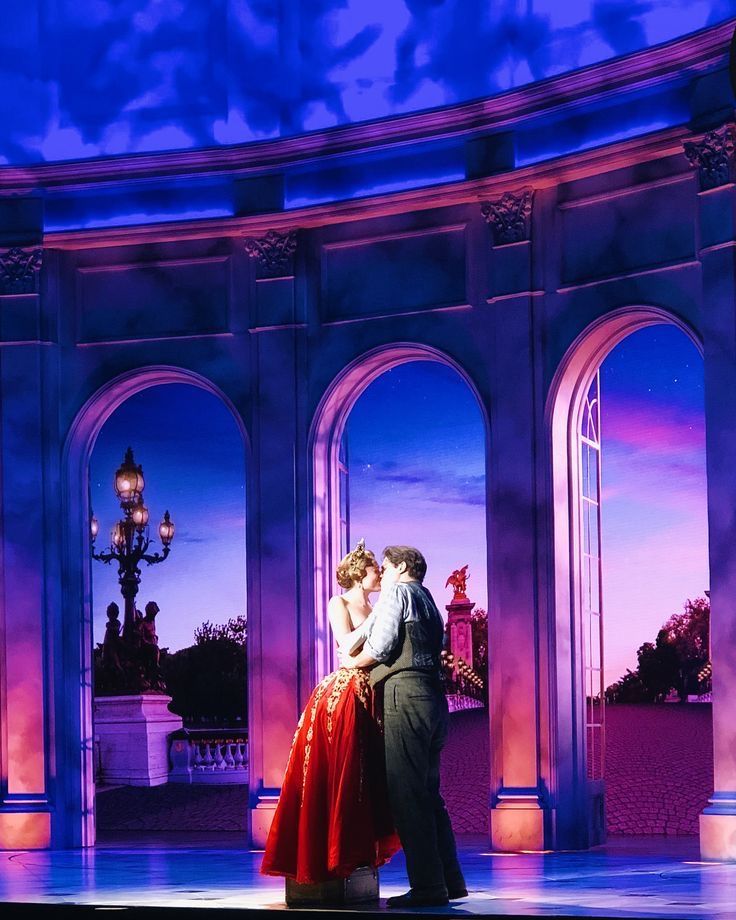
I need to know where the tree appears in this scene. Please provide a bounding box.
[194,615,247,646]
[636,631,680,702]
[662,597,710,699]
[163,615,247,725]
[605,596,710,703]
[470,608,488,677]
[604,669,648,704]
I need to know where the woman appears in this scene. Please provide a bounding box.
[260,540,400,885]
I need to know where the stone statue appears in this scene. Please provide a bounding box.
[140,601,161,674]
[101,602,123,676]
[131,607,144,648]
[96,599,166,695]
[445,565,469,602]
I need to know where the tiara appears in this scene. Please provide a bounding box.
[352,537,366,556]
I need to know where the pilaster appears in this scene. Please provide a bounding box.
[482,190,548,850]
[0,205,58,848]
[684,126,736,859]
[244,229,304,846]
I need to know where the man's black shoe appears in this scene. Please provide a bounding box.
[447,885,468,899]
[386,889,450,908]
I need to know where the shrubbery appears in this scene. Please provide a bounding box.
[605,597,710,703]
[163,615,247,725]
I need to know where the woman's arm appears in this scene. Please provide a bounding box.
[340,611,375,656]
[328,597,374,657]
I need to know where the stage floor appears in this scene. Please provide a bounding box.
[1,834,735,918]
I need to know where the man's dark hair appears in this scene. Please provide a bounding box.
[382,545,427,582]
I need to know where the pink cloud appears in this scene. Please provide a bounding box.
[602,395,704,454]
[600,394,706,516]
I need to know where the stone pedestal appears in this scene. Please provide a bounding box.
[700,798,736,860]
[94,694,183,787]
[491,793,546,851]
[446,598,475,665]
[250,792,279,848]
[285,867,379,906]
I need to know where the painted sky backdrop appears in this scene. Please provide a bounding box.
[345,363,488,616]
[599,326,708,689]
[90,329,708,691]
[3,0,733,164]
[90,385,247,653]
[345,335,708,690]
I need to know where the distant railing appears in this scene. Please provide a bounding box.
[169,728,249,784]
[445,692,485,713]
[442,656,486,712]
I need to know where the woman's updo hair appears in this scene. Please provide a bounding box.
[336,538,377,590]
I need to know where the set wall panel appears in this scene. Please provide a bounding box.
[0,295,41,342]
[560,179,695,286]
[254,277,296,328]
[76,257,230,343]
[321,227,466,322]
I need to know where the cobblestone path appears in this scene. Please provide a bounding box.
[97,784,249,831]
[440,709,490,834]
[605,704,712,836]
[97,708,491,833]
[97,705,710,837]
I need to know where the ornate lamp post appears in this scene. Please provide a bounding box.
[90,447,175,644]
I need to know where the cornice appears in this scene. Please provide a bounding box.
[44,124,694,250]
[1,19,733,194]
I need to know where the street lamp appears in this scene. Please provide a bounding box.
[91,447,174,644]
[114,447,145,508]
[158,510,175,547]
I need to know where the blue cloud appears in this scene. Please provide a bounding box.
[1,0,731,163]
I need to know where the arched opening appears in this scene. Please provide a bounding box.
[311,344,491,838]
[548,307,708,850]
[60,367,249,848]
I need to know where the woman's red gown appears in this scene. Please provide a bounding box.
[260,666,401,884]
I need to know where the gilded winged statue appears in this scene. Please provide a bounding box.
[445,565,469,601]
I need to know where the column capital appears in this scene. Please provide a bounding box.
[684,124,736,191]
[0,246,42,295]
[445,599,475,619]
[244,229,298,278]
[481,188,534,246]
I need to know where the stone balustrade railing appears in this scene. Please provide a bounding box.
[169,728,249,784]
[443,660,486,712]
[446,692,485,713]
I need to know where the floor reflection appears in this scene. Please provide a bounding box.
[1,835,734,917]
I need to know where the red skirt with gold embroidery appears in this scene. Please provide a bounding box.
[260,667,401,884]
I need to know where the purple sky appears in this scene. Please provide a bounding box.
[345,363,487,616]
[90,327,708,692]
[90,385,247,654]
[599,326,707,688]
[345,328,707,689]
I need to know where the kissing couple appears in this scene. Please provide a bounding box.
[261,540,467,908]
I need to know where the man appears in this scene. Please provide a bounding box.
[348,545,467,908]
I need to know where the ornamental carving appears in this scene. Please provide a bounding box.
[244,229,298,277]
[0,247,43,295]
[481,188,534,246]
[684,125,736,191]
[445,565,469,602]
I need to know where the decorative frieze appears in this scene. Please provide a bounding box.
[684,125,736,191]
[481,188,534,246]
[0,247,42,295]
[244,229,298,277]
